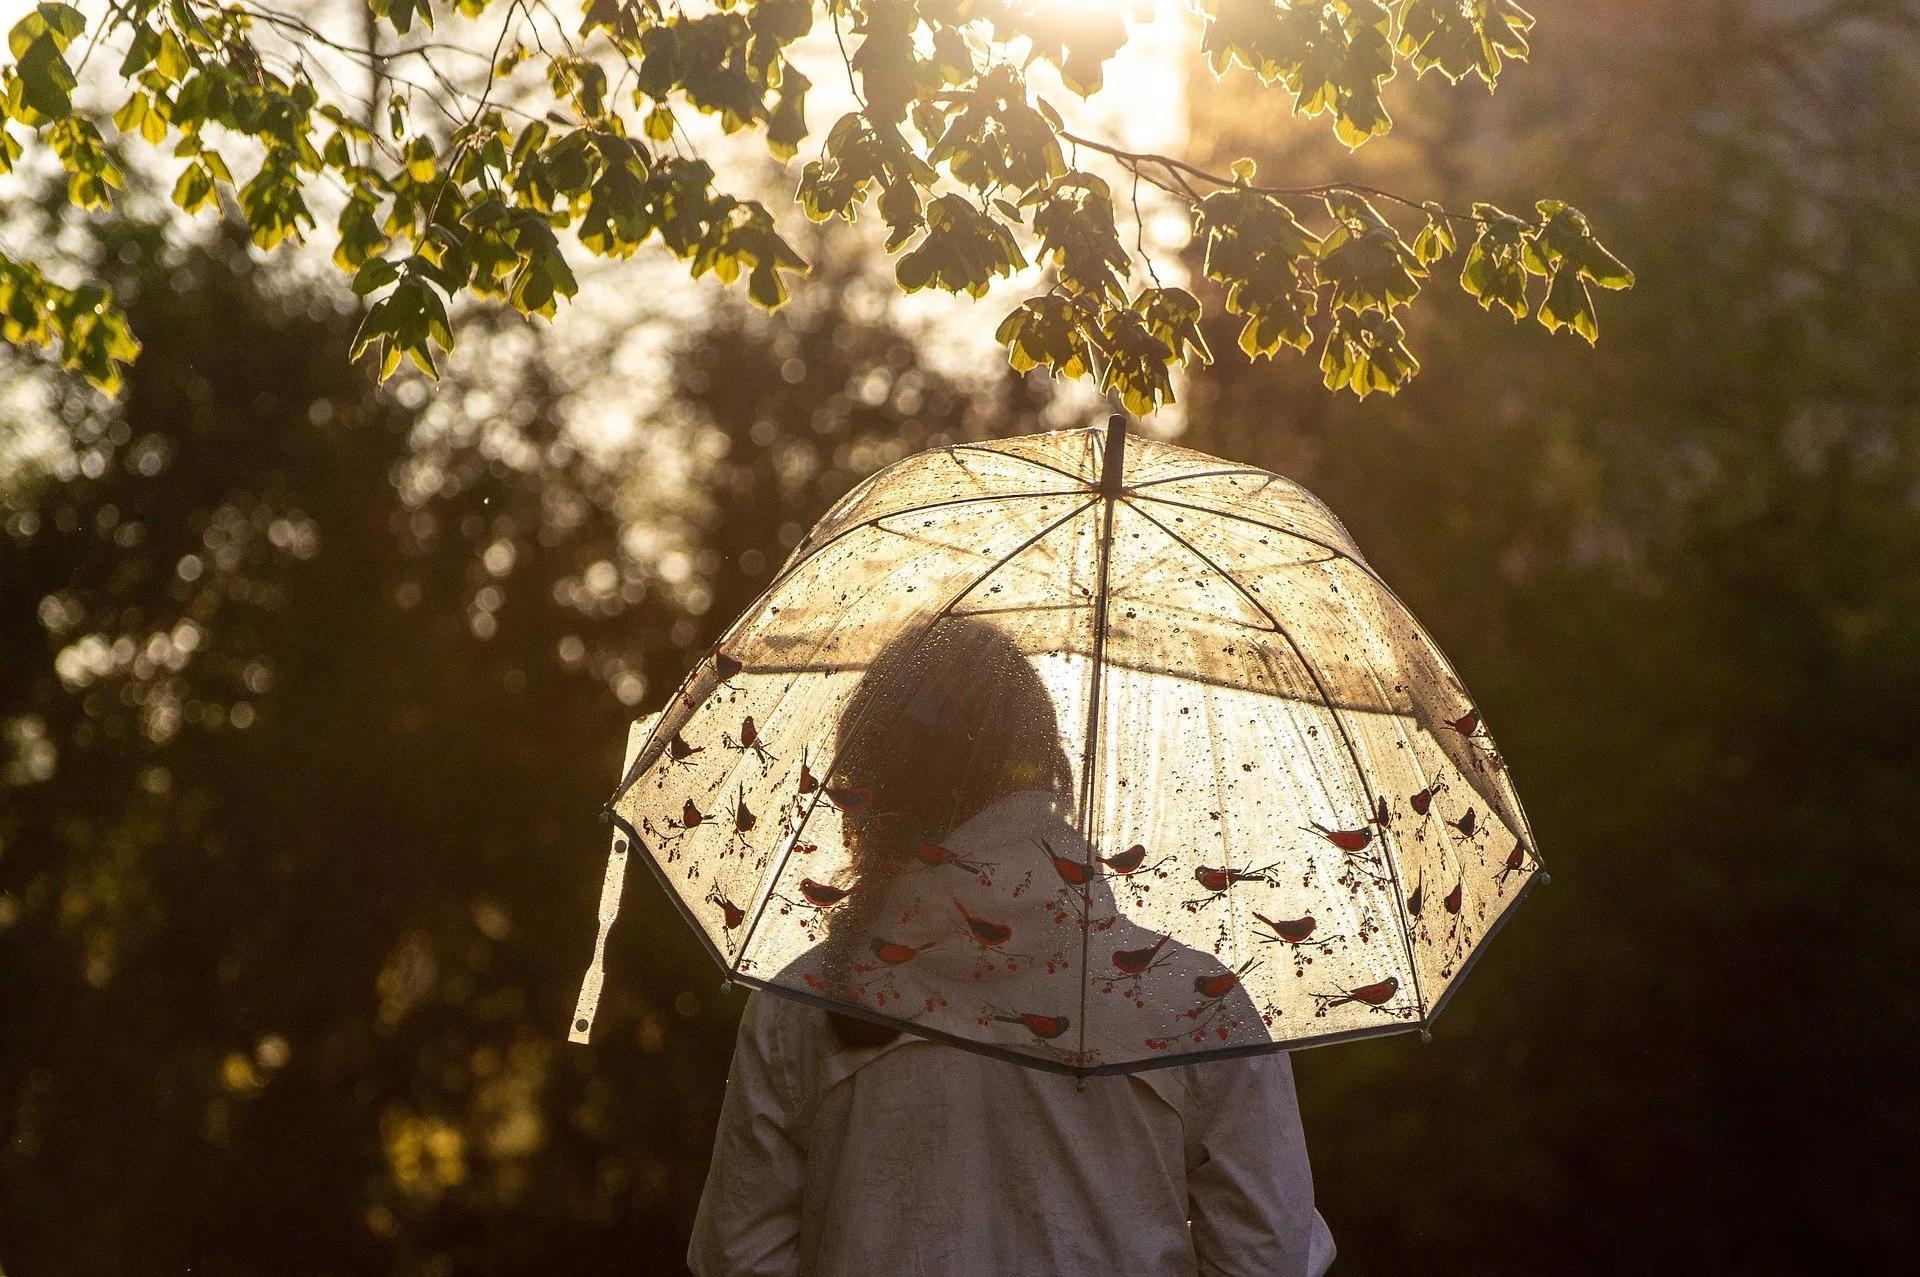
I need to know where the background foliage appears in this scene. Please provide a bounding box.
[3,0,1917,1273]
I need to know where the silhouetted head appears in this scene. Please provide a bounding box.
[831,615,1074,872]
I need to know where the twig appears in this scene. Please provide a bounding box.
[1058,129,1488,224]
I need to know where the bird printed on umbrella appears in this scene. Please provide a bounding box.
[1310,975,1408,1018]
[1252,910,1335,974]
[1183,861,1283,909]
[916,840,997,879]
[1304,816,1393,891]
[1495,840,1534,890]
[764,874,862,944]
[722,714,778,770]
[1142,959,1260,1049]
[1409,777,1449,818]
[706,882,746,932]
[989,1010,1072,1041]
[660,730,704,773]
[1100,934,1175,998]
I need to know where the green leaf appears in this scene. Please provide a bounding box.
[1537,267,1598,343]
[1100,305,1177,413]
[171,160,216,214]
[1459,203,1531,319]
[155,29,192,82]
[1398,0,1534,87]
[995,294,1096,382]
[766,66,809,161]
[118,24,160,77]
[8,3,83,60]
[1320,309,1419,398]
[111,92,148,138]
[895,194,1022,299]
[1134,286,1212,368]
[14,28,79,121]
[1412,202,1456,266]
[1194,187,1322,359]
[1318,191,1424,313]
[1029,173,1128,301]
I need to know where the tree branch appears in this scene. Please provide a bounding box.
[1057,130,1489,224]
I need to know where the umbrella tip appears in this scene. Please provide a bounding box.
[1419,1027,1433,1043]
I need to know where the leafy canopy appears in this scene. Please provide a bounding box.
[0,0,1630,406]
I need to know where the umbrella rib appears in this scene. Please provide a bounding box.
[1125,500,1429,1019]
[730,497,1100,976]
[1129,492,1367,569]
[947,440,1095,486]
[1125,466,1277,492]
[763,489,1078,594]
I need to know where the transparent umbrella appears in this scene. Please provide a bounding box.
[571,416,1543,1077]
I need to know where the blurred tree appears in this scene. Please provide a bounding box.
[0,0,1625,406]
[0,179,1045,1270]
[1178,0,1920,1269]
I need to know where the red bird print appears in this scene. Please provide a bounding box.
[1041,838,1091,886]
[1304,822,1373,853]
[1111,935,1171,976]
[1410,780,1448,816]
[799,877,857,907]
[1313,975,1401,1012]
[1253,911,1319,944]
[993,1012,1070,1040]
[797,757,819,794]
[955,898,1013,948]
[915,841,991,873]
[825,784,873,813]
[665,732,702,765]
[675,799,705,830]
[1194,865,1234,892]
[713,650,743,682]
[1186,862,1280,907]
[1445,708,1481,738]
[1496,840,1531,884]
[1189,862,1281,899]
[725,716,775,766]
[1408,872,1425,918]
[1193,970,1241,999]
[706,887,745,929]
[1368,795,1393,829]
[1447,807,1479,838]
[870,937,936,965]
[1443,880,1463,915]
[1101,843,1149,874]
[725,788,757,834]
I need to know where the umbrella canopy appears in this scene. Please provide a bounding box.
[572,417,1542,1076]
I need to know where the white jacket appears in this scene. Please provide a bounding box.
[689,989,1337,1275]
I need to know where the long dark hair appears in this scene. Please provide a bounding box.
[819,615,1074,1049]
